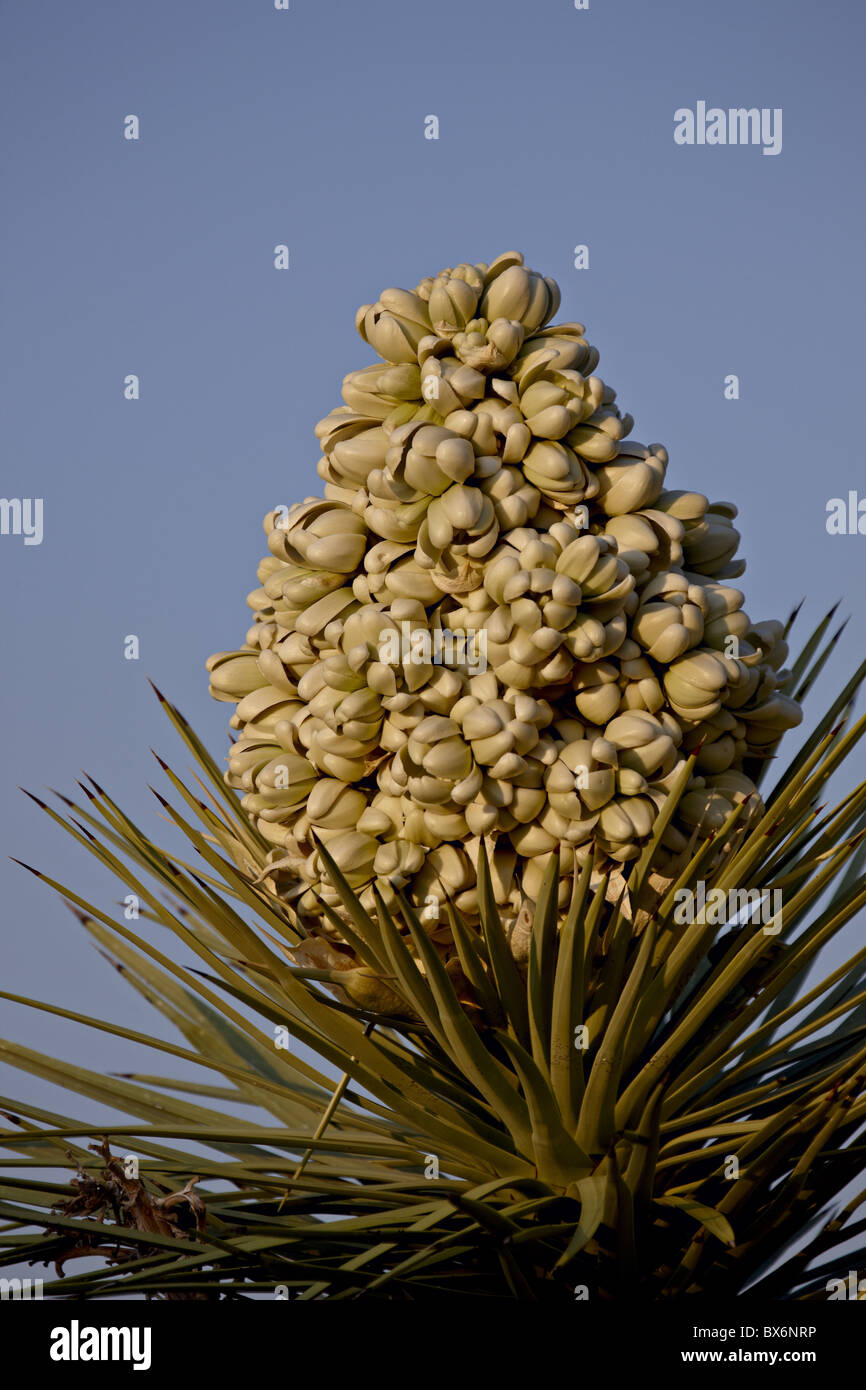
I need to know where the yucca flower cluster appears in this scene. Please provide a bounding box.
[207,252,801,935]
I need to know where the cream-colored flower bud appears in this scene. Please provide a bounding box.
[306,779,368,829]
[605,711,677,779]
[427,274,482,336]
[523,441,594,505]
[207,652,270,701]
[632,574,706,662]
[574,663,621,724]
[592,442,668,516]
[664,649,732,720]
[310,830,378,887]
[373,839,427,882]
[480,258,558,332]
[325,424,392,486]
[357,288,432,363]
[681,502,744,578]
